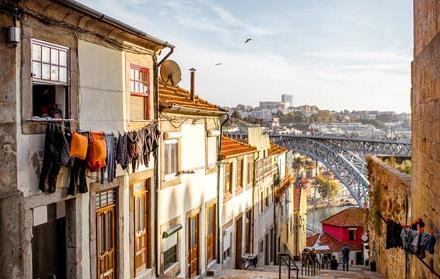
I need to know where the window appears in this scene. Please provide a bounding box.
[247,157,254,186]
[348,228,357,241]
[265,188,269,207]
[224,163,233,194]
[31,39,69,118]
[96,189,116,279]
[130,64,150,120]
[164,140,178,178]
[133,181,150,274]
[259,240,264,253]
[164,244,177,270]
[245,210,252,253]
[260,191,264,213]
[236,159,243,191]
[207,137,217,168]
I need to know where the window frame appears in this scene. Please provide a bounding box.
[236,158,244,191]
[129,64,151,120]
[163,244,178,271]
[247,156,254,188]
[31,39,69,85]
[164,139,179,179]
[348,228,357,241]
[224,162,233,194]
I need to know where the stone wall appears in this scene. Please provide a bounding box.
[366,156,410,279]
[412,1,440,278]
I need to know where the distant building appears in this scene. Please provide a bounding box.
[307,207,366,266]
[259,101,284,112]
[281,94,293,108]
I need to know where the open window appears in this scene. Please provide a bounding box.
[164,140,178,179]
[31,39,69,118]
[348,228,357,241]
[130,64,150,120]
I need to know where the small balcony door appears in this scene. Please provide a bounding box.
[188,213,199,277]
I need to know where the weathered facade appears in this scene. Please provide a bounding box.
[0,1,172,278]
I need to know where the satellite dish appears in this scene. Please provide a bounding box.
[160,60,182,86]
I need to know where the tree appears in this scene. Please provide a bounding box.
[231,111,242,119]
[315,175,340,202]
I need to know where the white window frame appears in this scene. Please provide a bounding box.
[164,139,178,180]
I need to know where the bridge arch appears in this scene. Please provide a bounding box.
[275,137,369,207]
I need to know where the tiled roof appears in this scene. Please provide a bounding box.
[159,80,228,115]
[221,136,257,159]
[294,187,302,211]
[321,207,366,228]
[307,233,362,252]
[268,142,288,156]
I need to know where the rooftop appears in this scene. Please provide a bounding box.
[221,136,257,159]
[321,207,366,228]
[307,232,362,252]
[268,142,288,156]
[159,80,228,116]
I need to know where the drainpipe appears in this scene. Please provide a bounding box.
[216,113,230,264]
[251,152,260,254]
[153,44,174,276]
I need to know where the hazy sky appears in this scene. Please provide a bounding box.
[78,0,413,112]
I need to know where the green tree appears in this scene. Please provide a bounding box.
[231,111,242,119]
[315,175,340,201]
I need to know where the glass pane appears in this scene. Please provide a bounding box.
[32,44,41,61]
[135,69,139,81]
[42,64,50,79]
[42,46,50,63]
[139,83,144,94]
[99,215,105,254]
[135,81,140,93]
[50,65,58,81]
[130,68,135,80]
[32,62,41,78]
[130,81,135,92]
[59,51,67,66]
[59,67,67,82]
[51,48,58,64]
[140,196,145,229]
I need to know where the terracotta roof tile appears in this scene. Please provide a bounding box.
[159,80,227,115]
[321,207,366,228]
[221,136,257,159]
[307,233,362,252]
[268,142,288,156]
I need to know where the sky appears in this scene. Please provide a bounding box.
[78,0,413,112]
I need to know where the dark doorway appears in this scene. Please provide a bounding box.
[32,205,67,279]
[356,251,363,265]
[235,216,243,269]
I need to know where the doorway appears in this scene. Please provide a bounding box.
[188,213,200,277]
[235,216,243,269]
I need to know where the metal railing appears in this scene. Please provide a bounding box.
[300,251,321,276]
[278,253,299,279]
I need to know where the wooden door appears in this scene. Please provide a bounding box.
[97,205,116,279]
[134,187,149,275]
[235,216,243,269]
[188,213,199,277]
[265,234,269,265]
[206,204,216,263]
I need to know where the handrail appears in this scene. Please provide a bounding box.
[278,252,299,279]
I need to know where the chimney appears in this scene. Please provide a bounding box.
[189,68,196,101]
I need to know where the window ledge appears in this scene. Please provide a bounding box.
[163,262,180,277]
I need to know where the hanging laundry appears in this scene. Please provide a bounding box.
[386,220,403,249]
[143,123,160,165]
[419,232,437,255]
[116,131,129,170]
[101,134,117,183]
[39,124,71,193]
[68,157,88,195]
[401,228,420,254]
[87,132,107,172]
[70,132,88,160]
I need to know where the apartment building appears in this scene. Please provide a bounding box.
[157,76,228,278]
[220,136,257,269]
[0,1,173,278]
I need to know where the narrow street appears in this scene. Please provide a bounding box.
[213,265,384,279]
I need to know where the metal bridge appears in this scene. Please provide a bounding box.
[229,133,411,207]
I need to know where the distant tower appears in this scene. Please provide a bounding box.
[281,94,293,107]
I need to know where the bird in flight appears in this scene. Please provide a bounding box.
[244,38,252,44]
[215,63,223,66]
